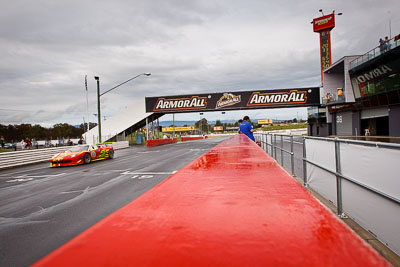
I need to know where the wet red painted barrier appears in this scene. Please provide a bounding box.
[34,134,390,266]
[146,138,177,147]
[181,136,207,141]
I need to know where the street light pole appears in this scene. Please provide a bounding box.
[199,113,203,135]
[99,73,151,97]
[85,75,89,140]
[94,76,101,143]
[94,73,151,144]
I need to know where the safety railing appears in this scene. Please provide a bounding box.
[303,137,400,214]
[255,132,400,255]
[349,35,400,69]
[322,93,345,105]
[0,141,129,170]
[255,132,297,176]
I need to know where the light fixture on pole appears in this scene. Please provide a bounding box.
[94,73,151,143]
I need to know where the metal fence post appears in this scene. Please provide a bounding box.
[264,133,268,153]
[280,135,284,165]
[335,138,346,218]
[290,135,294,176]
[302,136,307,187]
[273,135,277,159]
[271,135,273,157]
[263,133,267,153]
[261,133,265,151]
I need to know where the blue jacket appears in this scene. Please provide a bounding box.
[239,121,255,141]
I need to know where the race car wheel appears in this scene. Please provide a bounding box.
[108,149,114,159]
[84,153,91,164]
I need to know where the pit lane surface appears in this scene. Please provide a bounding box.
[0,137,228,267]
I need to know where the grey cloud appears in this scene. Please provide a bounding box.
[1,0,400,126]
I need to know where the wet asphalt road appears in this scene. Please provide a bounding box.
[0,137,228,267]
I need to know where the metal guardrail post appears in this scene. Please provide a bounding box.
[290,135,294,176]
[269,134,272,156]
[270,135,273,157]
[273,135,277,159]
[265,133,268,153]
[264,133,267,153]
[263,133,266,153]
[302,136,307,187]
[335,138,346,218]
[261,133,264,151]
[280,135,284,165]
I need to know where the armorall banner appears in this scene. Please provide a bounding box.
[146,87,320,113]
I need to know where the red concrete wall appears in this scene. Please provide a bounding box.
[34,134,389,267]
[181,136,207,141]
[146,138,177,147]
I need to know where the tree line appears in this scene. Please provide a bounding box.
[0,123,97,143]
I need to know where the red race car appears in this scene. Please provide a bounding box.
[50,144,114,167]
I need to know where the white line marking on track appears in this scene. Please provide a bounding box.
[5,173,66,183]
[130,175,154,179]
[0,165,58,177]
[60,186,91,194]
[6,178,34,183]
[13,173,66,179]
[137,150,160,154]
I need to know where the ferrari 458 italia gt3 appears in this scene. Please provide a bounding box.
[50,144,114,167]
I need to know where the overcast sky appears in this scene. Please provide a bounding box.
[1,0,399,127]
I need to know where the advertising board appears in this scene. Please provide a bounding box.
[313,13,335,32]
[258,119,272,124]
[146,87,320,113]
[162,126,195,132]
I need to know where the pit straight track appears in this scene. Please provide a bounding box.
[0,137,229,267]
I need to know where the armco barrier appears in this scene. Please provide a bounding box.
[181,136,208,141]
[146,138,177,147]
[0,141,129,170]
[34,135,389,266]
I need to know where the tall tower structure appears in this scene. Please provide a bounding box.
[312,11,338,84]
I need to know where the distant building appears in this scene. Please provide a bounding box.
[308,37,400,137]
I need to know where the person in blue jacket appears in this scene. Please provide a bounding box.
[239,116,255,141]
[237,119,243,133]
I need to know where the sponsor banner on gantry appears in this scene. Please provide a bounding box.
[145,87,320,113]
[162,127,195,132]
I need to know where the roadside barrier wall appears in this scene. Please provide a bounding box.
[34,134,389,266]
[146,138,177,147]
[0,141,129,170]
[305,137,400,256]
[255,131,400,257]
[181,136,208,141]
